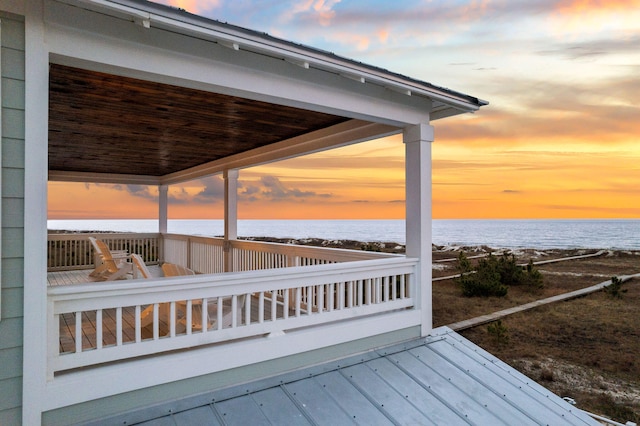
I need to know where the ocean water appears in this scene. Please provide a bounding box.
[47,219,640,250]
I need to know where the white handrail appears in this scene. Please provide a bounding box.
[47,232,397,272]
[47,232,161,271]
[47,257,418,376]
[161,233,399,274]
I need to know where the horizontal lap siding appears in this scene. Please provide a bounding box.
[0,13,25,426]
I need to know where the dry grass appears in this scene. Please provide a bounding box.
[431,249,640,423]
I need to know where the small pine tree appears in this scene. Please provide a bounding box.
[521,259,544,290]
[604,276,627,298]
[457,251,472,274]
[487,320,509,345]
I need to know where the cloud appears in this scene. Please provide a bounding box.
[502,189,522,194]
[537,36,640,60]
[241,185,261,196]
[548,0,640,38]
[84,183,159,201]
[260,175,331,200]
[125,185,156,201]
[192,176,225,204]
[281,0,342,26]
[434,70,640,148]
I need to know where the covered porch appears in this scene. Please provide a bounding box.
[47,232,412,361]
[24,0,486,421]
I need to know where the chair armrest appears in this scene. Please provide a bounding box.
[111,251,129,259]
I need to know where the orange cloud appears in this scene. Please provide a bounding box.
[155,0,221,14]
[377,28,389,43]
[549,0,640,36]
[459,0,490,22]
[555,0,640,13]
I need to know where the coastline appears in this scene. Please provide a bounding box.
[48,218,640,250]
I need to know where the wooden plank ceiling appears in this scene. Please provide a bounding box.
[48,64,350,179]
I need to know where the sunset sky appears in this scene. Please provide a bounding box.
[47,0,640,220]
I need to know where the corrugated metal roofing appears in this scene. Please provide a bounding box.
[87,327,599,425]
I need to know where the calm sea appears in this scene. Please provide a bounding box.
[47,219,640,250]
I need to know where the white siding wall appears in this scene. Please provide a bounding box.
[0,12,25,426]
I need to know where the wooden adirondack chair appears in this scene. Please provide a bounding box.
[88,236,129,278]
[161,262,196,277]
[131,253,153,279]
[88,237,133,281]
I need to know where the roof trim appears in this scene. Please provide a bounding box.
[57,0,488,114]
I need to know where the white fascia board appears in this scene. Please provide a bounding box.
[55,0,484,114]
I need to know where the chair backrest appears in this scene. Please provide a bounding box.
[94,238,115,261]
[90,237,122,273]
[88,236,102,256]
[162,262,196,277]
[131,253,152,279]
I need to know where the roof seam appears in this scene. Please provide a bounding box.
[337,366,401,426]
[385,349,474,424]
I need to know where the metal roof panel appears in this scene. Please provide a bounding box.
[85,327,601,426]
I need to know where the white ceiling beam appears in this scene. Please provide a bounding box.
[161,119,399,185]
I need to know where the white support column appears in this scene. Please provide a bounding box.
[23,1,49,424]
[224,169,239,272]
[404,123,434,337]
[158,184,168,234]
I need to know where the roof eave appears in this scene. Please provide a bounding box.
[58,0,487,116]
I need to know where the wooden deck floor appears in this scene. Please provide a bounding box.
[49,268,288,354]
[47,265,163,287]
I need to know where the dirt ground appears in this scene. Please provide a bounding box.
[430,247,640,423]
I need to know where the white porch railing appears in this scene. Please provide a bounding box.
[48,233,396,273]
[47,232,161,271]
[162,234,398,273]
[47,257,418,377]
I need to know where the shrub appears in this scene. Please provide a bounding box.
[487,320,509,345]
[455,252,543,297]
[497,254,522,286]
[539,368,555,382]
[604,276,627,298]
[520,259,544,291]
[456,251,472,273]
[457,253,508,297]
